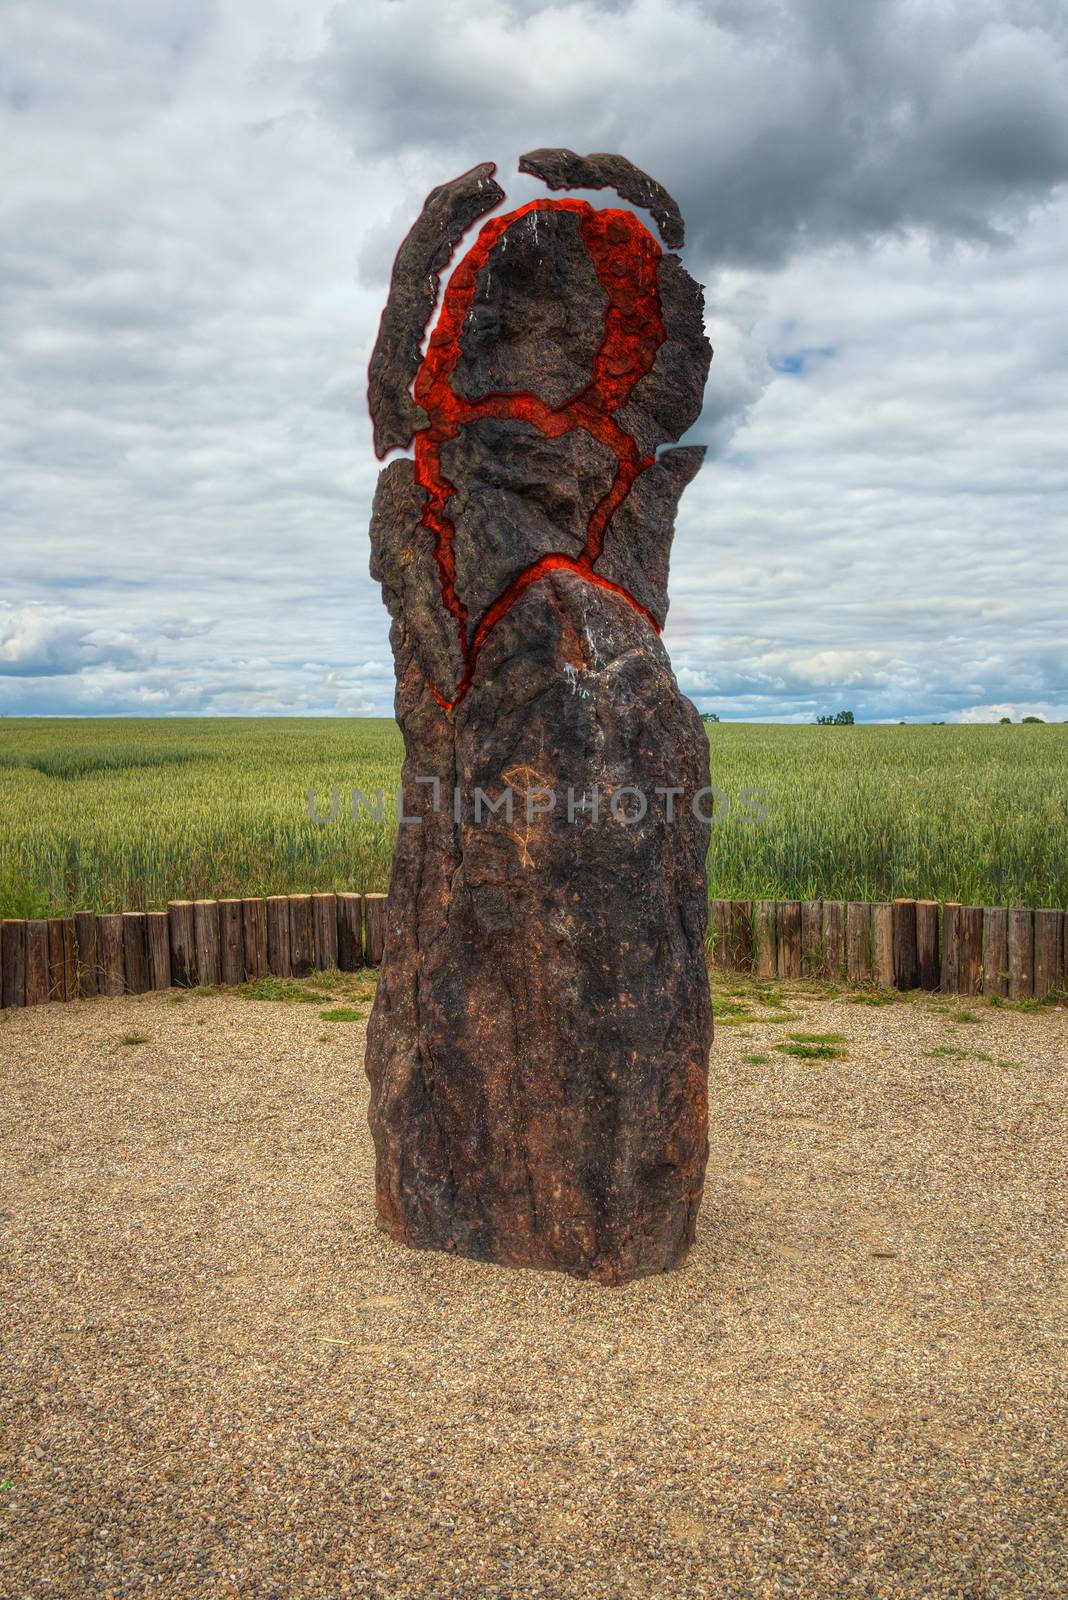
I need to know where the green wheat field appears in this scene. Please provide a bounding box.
[1,718,1065,918]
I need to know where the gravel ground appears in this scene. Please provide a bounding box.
[1,977,1065,1600]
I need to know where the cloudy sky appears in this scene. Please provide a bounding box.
[3,0,1067,722]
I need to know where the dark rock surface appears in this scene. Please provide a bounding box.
[364,159,714,1283]
[452,207,607,407]
[596,445,706,627]
[367,162,504,458]
[440,419,618,643]
[518,146,686,249]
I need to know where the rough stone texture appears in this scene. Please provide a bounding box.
[441,418,618,641]
[367,161,504,457]
[616,254,712,458]
[597,445,707,628]
[365,159,713,1283]
[452,207,608,407]
[519,146,686,249]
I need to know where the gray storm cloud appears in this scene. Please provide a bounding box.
[1,0,1066,720]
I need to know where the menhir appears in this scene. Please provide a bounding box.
[364,151,714,1284]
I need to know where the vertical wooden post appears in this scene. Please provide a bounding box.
[97,914,125,998]
[122,913,150,995]
[312,892,339,971]
[710,899,730,968]
[242,899,269,980]
[754,900,777,979]
[47,919,64,1002]
[727,900,752,972]
[218,899,245,987]
[778,901,802,979]
[48,918,75,1001]
[891,900,918,990]
[168,901,197,988]
[982,907,1008,998]
[74,910,99,998]
[337,894,363,972]
[800,900,823,979]
[915,901,940,990]
[957,906,983,997]
[146,911,171,990]
[266,895,292,977]
[821,901,845,981]
[845,902,872,985]
[1007,908,1034,1001]
[940,903,961,994]
[24,920,50,1006]
[288,894,315,978]
[1033,909,1064,999]
[363,892,389,967]
[871,903,894,988]
[1,920,27,1008]
[193,900,221,986]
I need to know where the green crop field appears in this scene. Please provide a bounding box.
[0,717,1065,918]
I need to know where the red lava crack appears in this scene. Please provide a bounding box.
[410,198,667,709]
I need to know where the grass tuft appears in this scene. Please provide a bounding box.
[775,1040,848,1061]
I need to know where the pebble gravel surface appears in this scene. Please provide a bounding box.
[1,978,1065,1599]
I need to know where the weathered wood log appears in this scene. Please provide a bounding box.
[312,892,338,971]
[800,900,823,979]
[1007,908,1034,1000]
[362,892,388,967]
[288,894,315,978]
[915,901,940,990]
[97,914,125,998]
[821,900,844,981]
[193,900,221,986]
[146,912,171,990]
[778,900,802,980]
[754,900,777,979]
[24,920,51,1006]
[940,903,961,993]
[871,903,894,988]
[337,893,363,972]
[122,913,150,995]
[74,910,99,997]
[892,899,918,990]
[1,920,26,1008]
[168,901,197,988]
[1033,909,1064,999]
[956,906,983,996]
[845,902,871,985]
[266,895,292,977]
[726,900,751,971]
[218,899,244,986]
[241,898,269,980]
[48,918,75,1002]
[710,899,730,968]
[982,907,1008,997]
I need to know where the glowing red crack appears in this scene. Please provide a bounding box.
[411,198,667,709]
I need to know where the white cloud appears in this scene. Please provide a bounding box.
[0,604,149,677]
[1,0,1066,720]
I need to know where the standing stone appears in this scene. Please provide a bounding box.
[364,154,713,1284]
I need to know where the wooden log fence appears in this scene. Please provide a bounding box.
[707,897,1066,1005]
[1,894,1066,1010]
